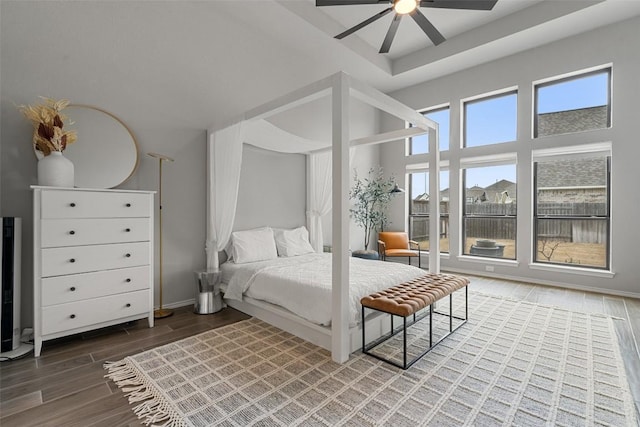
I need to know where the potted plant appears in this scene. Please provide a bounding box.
[349,167,399,258]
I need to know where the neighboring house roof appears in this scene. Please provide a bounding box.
[537,105,608,136]
[485,179,517,199]
[415,181,518,203]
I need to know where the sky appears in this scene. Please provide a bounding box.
[409,70,609,198]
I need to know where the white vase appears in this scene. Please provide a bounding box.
[38,151,74,187]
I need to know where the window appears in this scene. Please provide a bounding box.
[409,171,449,253]
[533,152,610,269]
[534,68,611,138]
[409,106,450,155]
[462,163,517,259]
[464,91,517,148]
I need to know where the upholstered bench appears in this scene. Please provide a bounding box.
[361,273,470,369]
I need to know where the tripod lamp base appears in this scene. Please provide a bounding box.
[154,308,174,319]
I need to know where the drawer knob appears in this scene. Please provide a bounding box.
[69,258,76,263]
[69,202,76,207]
[125,253,131,258]
[126,203,132,207]
[70,286,76,292]
[70,314,76,319]
[126,303,131,308]
[69,230,75,235]
[125,278,132,283]
[125,228,131,232]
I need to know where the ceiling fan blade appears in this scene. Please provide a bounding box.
[419,0,498,11]
[379,13,402,53]
[335,7,393,39]
[410,8,445,45]
[317,0,389,6]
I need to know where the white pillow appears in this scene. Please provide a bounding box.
[231,227,278,264]
[274,226,315,257]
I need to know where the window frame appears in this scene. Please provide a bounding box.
[461,160,518,260]
[408,104,450,156]
[463,89,518,148]
[408,170,450,254]
[532,153,611,270]
[533,67,612,138]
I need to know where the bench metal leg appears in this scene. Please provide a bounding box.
[450,294,453,332]
[403,317,407,368]
[361,305,366,354]
[429,305,433,346]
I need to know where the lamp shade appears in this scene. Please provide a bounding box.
[389,183,405,194]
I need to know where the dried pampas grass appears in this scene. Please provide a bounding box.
[18,97,77,156]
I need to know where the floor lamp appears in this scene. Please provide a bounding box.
[148,152,174,319]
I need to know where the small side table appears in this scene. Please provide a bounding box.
[194,271,225,314]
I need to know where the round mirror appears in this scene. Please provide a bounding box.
[34,105,139,188]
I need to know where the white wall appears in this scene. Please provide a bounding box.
[140,133,209,308]
[234,144,307,232]
[382,16,640,297]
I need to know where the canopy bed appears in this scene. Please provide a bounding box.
[206,72,442,363]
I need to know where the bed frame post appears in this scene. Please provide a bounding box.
[331,72,350,364]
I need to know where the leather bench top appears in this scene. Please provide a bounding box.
[360,273,470,317]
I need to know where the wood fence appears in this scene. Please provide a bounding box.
[410,202,607,243]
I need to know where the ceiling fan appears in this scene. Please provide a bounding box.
[316,0,498,54]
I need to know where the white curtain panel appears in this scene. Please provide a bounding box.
[206,122,245,271]
[306,147,356,252]
[307,151,332,252]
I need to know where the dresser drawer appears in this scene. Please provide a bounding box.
[41,266,150,306]
[41,190,151,219]
[41,242,150,277]
[41,290,150,335]
[41,218,150,248]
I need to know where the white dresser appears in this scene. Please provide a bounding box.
[32,186,155,357]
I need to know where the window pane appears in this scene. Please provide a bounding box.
[409,171,449,253]
[410,107,449,154]
[535,70,610,137]
[464,92,517,147]
[536,157,607,216]
[535,219,607,268]
[463,164,517,260]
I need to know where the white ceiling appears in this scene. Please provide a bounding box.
[278,0,640,91]
[313,0,543,59]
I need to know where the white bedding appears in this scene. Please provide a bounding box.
[221,253,426,327]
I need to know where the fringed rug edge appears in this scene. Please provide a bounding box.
[104,358,188,427]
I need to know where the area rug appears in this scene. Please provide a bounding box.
[105,293,638,426]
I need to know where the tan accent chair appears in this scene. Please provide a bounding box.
[378,232,421,268]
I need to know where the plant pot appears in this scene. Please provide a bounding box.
[352,250,379,260]
[475,239,497,248]
[38,151,74,187]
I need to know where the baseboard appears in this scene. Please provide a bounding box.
[157,299,195,310]
[442,266,640,299]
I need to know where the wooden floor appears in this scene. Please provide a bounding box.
[1,276,639,426]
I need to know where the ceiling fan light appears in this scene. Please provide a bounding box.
[394,0,418,15]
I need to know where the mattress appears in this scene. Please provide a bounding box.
[221,253,426,327]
